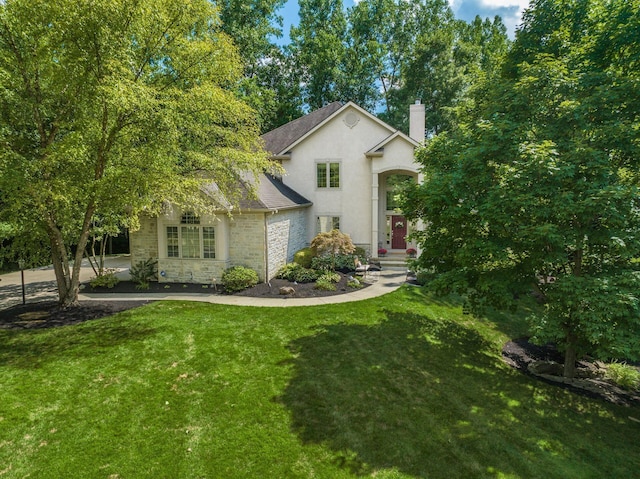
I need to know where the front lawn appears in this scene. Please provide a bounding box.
[0,287,637,478]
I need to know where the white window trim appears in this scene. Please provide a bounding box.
[316,215,341,234]
[315,159,342,190]
[164,224,216,259]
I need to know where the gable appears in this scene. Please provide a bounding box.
[261,102,417,158]
[262,102,343,156]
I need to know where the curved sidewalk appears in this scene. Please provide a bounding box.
[1,256,409,309]
[79,270,408,307]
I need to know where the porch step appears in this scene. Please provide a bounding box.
[372,253,413,271]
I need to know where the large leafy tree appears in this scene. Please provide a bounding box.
[404,0,640,377]
[0,0,272,306]
[289,0,348,109]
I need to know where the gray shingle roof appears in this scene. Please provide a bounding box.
[261,101,344,155]
[238,173,312,211]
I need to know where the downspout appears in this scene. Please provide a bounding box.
[264,213,270,287]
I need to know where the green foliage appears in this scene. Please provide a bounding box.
[311,254,357,272]
[129,259,157,290]
[353,246,366,259]
[318,272,341,283]
[277,263,321,283]
[310,230,356,271]
[221,266,259,293]
[404,0,640,378]
[0,0,272,306]
[347,278,364,289]
[605,363,640,391]
[314,278,337,291]
[293,247,315,268]
[292,268,320,284]
[89,270,120,289]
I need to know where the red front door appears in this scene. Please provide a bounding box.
[391,215,407,250]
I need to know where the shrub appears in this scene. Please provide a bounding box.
[293,267,320,283]
[130,258,157,289]
[89,270,120,288]
[347,278,364,289]
[293,248,315,268]
[312,254,356,273]
[276,263,303,281]
[221,266,259,293]
[318,271,340,283]
[315,278,337,291]
[605,362,640,391]
[310,230,355,270]
[354,246,367,259]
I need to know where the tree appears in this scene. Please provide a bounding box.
[289,0,348,109]
[213,0,298,132]
[311,229,356,271]
[403,0,640,378]
[0,0,272,307]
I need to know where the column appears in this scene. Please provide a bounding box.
[371,173,379,257]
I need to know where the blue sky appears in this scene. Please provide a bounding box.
[278,0,530,41]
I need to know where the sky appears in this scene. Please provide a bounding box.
[278,0,531,41]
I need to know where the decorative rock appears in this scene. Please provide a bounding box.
[528,360,564,376]
[279,286,295,296]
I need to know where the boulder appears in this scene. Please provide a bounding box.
[279,286,295,296]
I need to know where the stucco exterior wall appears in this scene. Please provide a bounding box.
[266,208,308,279]
[129,215,158,266]
[281,106,393,250]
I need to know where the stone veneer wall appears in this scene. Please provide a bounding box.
[228,213,267,281]
[158,258,229,285]
[266,209,308,279]
[129,215,158,266]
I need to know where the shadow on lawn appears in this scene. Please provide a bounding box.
[0,311,159,368]
[278,309,634,478]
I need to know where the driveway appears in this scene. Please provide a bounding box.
[0,256,131,310]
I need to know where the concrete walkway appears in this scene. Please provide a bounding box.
[0,255,408,309]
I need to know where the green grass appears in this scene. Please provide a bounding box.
[0,287,638,478]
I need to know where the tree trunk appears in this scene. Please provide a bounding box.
[563,329,578,379]
[563,342,577,379]
[46,203,96,308]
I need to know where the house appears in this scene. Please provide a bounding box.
[129,101,424,283]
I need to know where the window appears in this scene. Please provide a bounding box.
[386,174,413,211]
[165,213,215,259]
[203,227,215,259]
[181,226,200,259]
[317,161,340,188]
[167,226,179,258]
[317,216,340,233]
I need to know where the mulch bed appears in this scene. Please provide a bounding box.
[84,271,370,299]
[0,300,151,330]
[503,338,640,408]
[0,272,371,330]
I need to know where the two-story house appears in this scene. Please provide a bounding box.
[129,101,424,283]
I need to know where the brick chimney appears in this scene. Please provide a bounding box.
[409,100,425,142]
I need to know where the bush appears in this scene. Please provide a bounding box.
[276,263,303,281]
[293,267,320,283]
[605,362,640,391]
[293,248,315,268]
[347,278,363,289]
[130,258,157,289]
[89,270,120,288]
[221,266,259,293]
[354,246,367,259]
[314,278,337,291]
[312,254,356,273]
[318,271,340,283]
